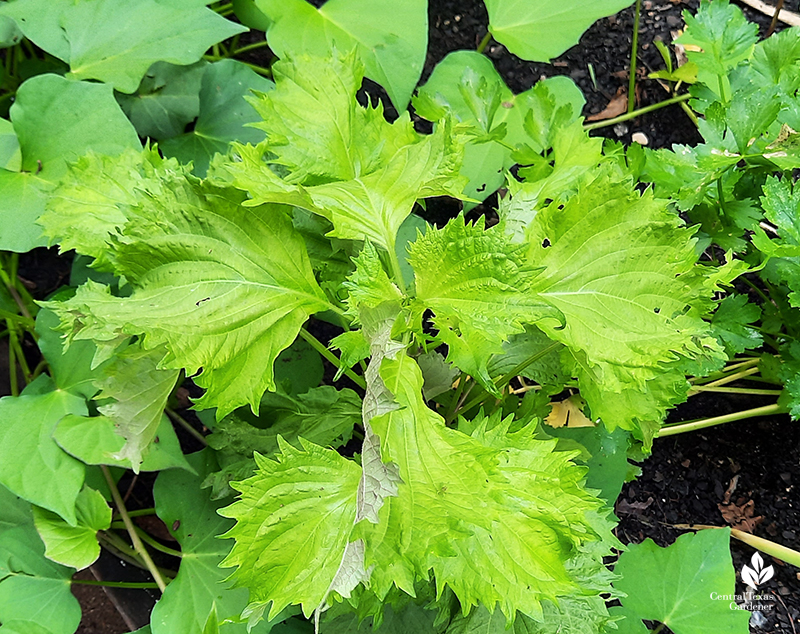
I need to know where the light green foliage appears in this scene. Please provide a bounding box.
[344,242,403,315]
[219,440,362,620]
[414,51,584,203]
[0,74,140,252]
[525,174,728,433]
[613,528,750,634]
[500,122,605,237]
[93,343,180,472]
[676,0,757,85]
[152,451,281,634]
[214,51,465,252]
[409,216,553,394]
[0,485,81,634]
[444,600,615,634]
[711,295,763,355]
[46,174,331,417]
[0,0,244,92]
[203,386,360,498]
[54,413,194,473]
[118,61,207,140]
[39,147,182,266]
[329,330,370,381]
[359,354,612,621]
[160,60,275,176]
[32,486,111,570]
[484,0,634,61]
[0,381,87,524]
[254,0,426,109]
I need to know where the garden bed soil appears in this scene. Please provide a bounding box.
[8,0,795,631]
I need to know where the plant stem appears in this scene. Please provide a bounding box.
[165,408,208,446]
[133,525,183,559]
[657,403,786,437]
[477,31,492,53]
[72,579,162,589]
[627,0,642,115]
[230,40,272,57]
[6,319,19,396]
[672,524,800,569]
[299,329,367,390]
[458,342,561,415]
[695,384,782,396]
[444,374,469,425]
[101,466,167,592]
[680,100,700,127]
[583,93,692,131]
[690,357,760,384]
[125,508,157,519]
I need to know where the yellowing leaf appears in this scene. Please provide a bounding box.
[545,395,594,429]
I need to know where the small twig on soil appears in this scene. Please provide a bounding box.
[101,465,167,592]
[735,0,800,26]
[767,0,786,36]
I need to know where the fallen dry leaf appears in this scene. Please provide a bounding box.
[617,496,654,515]
[586,87,627,122]
[718,498,763,533]
[722,474,740,505]
[544,395,594,428]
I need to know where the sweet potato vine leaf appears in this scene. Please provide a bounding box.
[255,0,426,110]
[211,51,466,253]
[44,167,332,418]
[613,528,750,634]
[0,0,245,93]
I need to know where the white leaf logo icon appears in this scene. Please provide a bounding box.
[741,552,774,590]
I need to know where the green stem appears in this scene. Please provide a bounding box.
[72,579,162,590]
[214,2,233,13]
[230,40,272,57]
[444,373,469,424]
[125,507,157,519]
[657,403,786,437]
[690,358,760,385]
[101,466,167,592]
[717,176,727,215]
[689,386,782,396]
[459,342,561,415]
[126,524,182,559]
[680,100,700,127]
[165,408,208,446]
[299,329,367,390]
[583,93,692,131]
[8,332,30,384]
[6,322,17,397]
[627,0,642,115]
[477,31,492,54]
[386,242,406,293]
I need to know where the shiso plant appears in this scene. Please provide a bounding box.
[0,0,797,633]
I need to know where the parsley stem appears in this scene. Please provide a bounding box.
[300,328,367,390]
[657,402,786,437]
[6,321,17,397]
[71,579,162,589]
[689,386,781,396]
[125,508,157,518]
[109,522,183,559]
[689,357,760,384]
[583,92,692,131]
[101,465,167,592]
[627,0,642,115]
[230,40,272,57]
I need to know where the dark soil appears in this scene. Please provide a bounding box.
[18,0,799,632]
